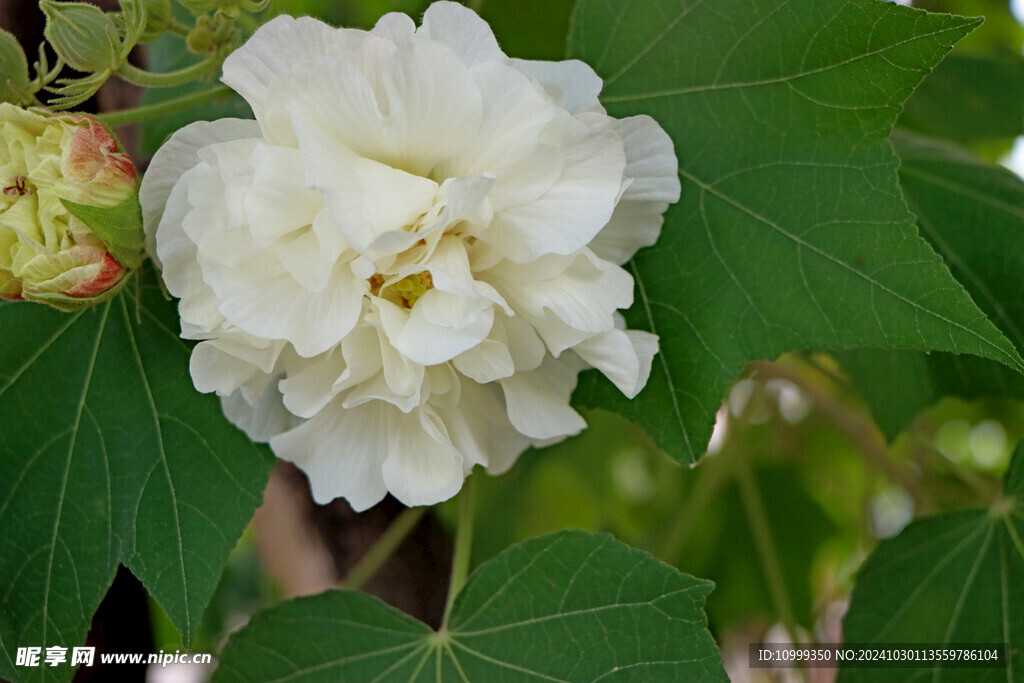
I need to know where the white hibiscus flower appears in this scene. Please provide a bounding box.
[140,1,679,510]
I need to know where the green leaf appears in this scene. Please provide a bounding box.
[839,132,1024,438]
[569,0,1022,464]
[0,266,273,682]
[212,530,726,682]
[41,1,121,73]
[61,195,145,269]
[840,445,1024,680]
[0,28,31,105]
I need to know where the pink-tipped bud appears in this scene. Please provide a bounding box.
[0,103,144,311]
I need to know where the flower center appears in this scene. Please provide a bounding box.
[2,176,31,198]
[368,271,434,309]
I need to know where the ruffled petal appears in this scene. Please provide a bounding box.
[499,356,586,440]
[270,399,389,510]
[244,145,324,248]
[222,15,387,125]
[418,1,505,67]
[392,289,495,366]
[484,249,634,354]
[221,374,293,443]
[573,328,658,398]
[588,114,679,263]
[511,58,604,114]
[482,123,626,261]
[141,118,261,266]
[380,404,466,506]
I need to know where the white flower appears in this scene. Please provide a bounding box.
[140,1,679,510]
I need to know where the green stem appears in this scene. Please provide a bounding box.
[96,85,234,127]
[749,361,933,512]
[339,506,428,591]
[116,58,219,88]
[167,18,191,37]
[735,454,802,644]
[468,0,486,12]
[441,473,477,631]
[656,454,731,562]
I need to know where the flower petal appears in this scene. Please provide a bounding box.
[393,289,495,366]
[221,374,293,443]
[140,118,261,266]
[271,399,389,510]
[222,16,388,125]
[244,145,324,248]
[511,58,604,114]
[380,404,466,506]
[418,1,505,67]
[485,249,634,353]
[499,355,586,440]
[207,254,366,357]
[573,328,658,398]
[483,123,626,261]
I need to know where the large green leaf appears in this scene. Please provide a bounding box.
[213,530,726,682]
[568,0,1023,464]
[0,267,274,683]
[840,132,1024,437]
[840,445,1024,680]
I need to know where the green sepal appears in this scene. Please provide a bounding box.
[41,0,122,73]
[115,0,148,58]
[62,194,145,269]
[0,28,32,105]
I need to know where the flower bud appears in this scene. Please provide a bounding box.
[41,1,121,73]
[0,104,144,311]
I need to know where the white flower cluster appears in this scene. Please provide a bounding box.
[141,2,679,510]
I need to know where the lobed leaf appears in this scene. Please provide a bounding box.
[840,445,1024,680]
[840,132,1024,438]
[0,267,273,683]
[213,530,726,682]
[569,0,1021,464]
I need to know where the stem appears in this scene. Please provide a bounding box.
[441,473,477,631]
[657,455,732,561]
[468,0,486,12]
[339,506,427,591]
[96,85,234,127]
[167,18,191,37]
[911,431,999,503]
[116,58,219,88]
[748,360,933,511]
[735,454,802,644]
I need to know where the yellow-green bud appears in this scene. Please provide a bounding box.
[0,104,143,311]
[186,16,217,54]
